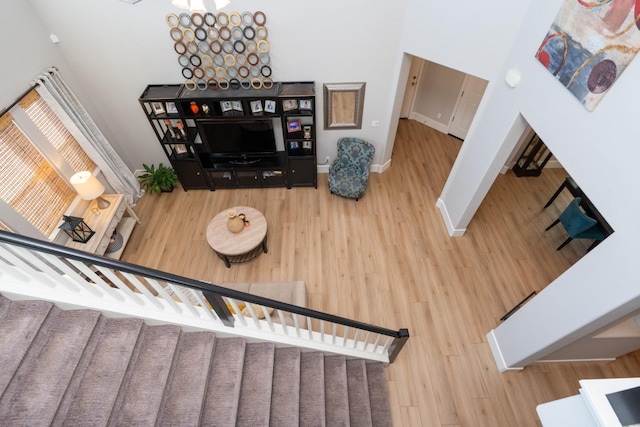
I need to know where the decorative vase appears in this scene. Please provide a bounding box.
[226,209,244,233]
[190,101,199,114]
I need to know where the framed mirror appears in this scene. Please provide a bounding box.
[323,82,366,129]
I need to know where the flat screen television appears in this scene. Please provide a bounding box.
[198,119,278,163]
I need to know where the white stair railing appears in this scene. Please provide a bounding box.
[0,231,409,363]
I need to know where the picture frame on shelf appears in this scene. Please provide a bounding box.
[299,99,312,110]
[289,141,300,150]
[220,101,232,112]
[282,99,298,112]
[287,119,302,133]
[250,100,263,114]
[231,100,243,112]
[165,101,178,114]
[303,125,312,139]
[151,102,166,115]
[302,140,312,150]
[175,144,188,155]
[264,99,276,113]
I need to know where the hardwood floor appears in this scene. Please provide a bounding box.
[122,119,640,426]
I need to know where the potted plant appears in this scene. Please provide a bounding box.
[139,163,178,194]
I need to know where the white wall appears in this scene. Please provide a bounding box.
[401,0,533,81]
[412,61,466,130]
[417,0,640,368]
[17,0,408,171]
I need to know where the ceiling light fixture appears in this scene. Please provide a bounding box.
[214,0,230,9]
[171,0,230,12]
[189,0,206,12]
[171,0,189,9]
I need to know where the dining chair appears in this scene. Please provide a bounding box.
[545,197,605,250]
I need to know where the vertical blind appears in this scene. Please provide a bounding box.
[0,89,96,237]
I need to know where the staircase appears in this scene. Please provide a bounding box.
[0,296,393,426]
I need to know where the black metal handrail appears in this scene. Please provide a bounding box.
[0,230,409,362]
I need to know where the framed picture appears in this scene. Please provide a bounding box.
[302,140,312,150]
[151,102,165,115]
[287,120,302,133]
[165,101,178,114]
[220,101,232,112]
[282,99,298,112]
[175,144,188,154]
[303,125,312,139]
[264,99,276,113]
[231,100,243,112]
[289,141,300,150]
[250,100,263,114]
[299,99,312,110]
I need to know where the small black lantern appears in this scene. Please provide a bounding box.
[59,215,95,243]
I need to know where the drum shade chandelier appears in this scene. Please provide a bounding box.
[171,0,230,13]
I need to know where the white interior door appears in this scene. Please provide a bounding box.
[400,57,423,119]
[448,75,488,140]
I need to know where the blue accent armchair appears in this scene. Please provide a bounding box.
[545,197,605,250]
[328,138,375,200]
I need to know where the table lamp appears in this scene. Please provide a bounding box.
[70,171,110,214]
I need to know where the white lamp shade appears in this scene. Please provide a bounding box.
[70,171,105,200]
[172,0,189,9]
[190,0,206,12]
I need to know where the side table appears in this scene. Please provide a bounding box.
[64,194,140,259]
[206,206,268,268]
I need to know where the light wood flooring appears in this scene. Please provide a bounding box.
[122,119,640,426]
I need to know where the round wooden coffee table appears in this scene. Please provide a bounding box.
[206,206,268,268]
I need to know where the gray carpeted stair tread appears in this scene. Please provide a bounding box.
[200,337,247,426]
[0,308,101,426]
[57,317,144,426]
[0,294,11,318]
[109,324,182,426]
[51,314,108,426]
[269,347,301,427]
[157,331,216,426]
[366,362,393,427]
[236,342,275,427]
[324,355,350,427]
[299,351,326,427]
[346,359,373,427]
[0,298,394,426]
[0,299,53,397]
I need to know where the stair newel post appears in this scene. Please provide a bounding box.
[203,291,235,327]
[388,328,410,363]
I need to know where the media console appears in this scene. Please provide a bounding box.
[138,81,317,190]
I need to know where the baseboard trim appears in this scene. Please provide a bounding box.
[435,198,466,237]
[535,358,616,364]
[487,329,524,372]
[409,112,449,134]
[318,161,389,175]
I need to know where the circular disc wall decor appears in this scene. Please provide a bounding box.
[203,12,216,26]
[168,11,273,90]
[166,13,179,28]
[191,13,204,27]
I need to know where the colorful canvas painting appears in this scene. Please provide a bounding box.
[536,0,640,111]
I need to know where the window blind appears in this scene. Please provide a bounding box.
[0,113,76,236]
[20,90,96,174]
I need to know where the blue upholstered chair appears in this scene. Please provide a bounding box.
[545,197,605,250]
[328,138,375,200]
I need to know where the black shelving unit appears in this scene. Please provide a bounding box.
[139,81,317,190]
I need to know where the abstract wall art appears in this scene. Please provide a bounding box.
[535,0,640,111]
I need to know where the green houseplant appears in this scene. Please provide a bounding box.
[139,163,178,194]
